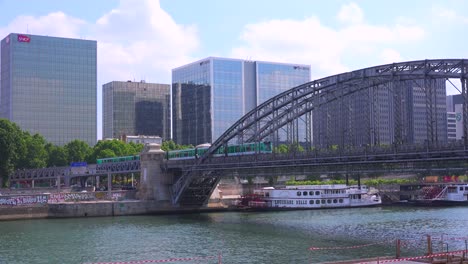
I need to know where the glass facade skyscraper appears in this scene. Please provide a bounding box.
[172,57,310,145]
[0,33,97,146]
[103,81,171,140]
[313,79,448,148]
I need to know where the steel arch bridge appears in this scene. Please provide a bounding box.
[172,59,468,206]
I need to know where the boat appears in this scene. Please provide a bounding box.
[238,184,381,209]
[405,183,468,206]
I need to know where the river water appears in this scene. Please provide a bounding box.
[0,206,467,264]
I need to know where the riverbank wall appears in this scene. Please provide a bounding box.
[0,200,230,221]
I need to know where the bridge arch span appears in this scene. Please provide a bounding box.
[172,59,468,205]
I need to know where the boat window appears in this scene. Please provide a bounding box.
[322,199,325,204]
[297,191,301,196]
[333,199,337,203]
[303,191,308,196]
[309,200,314,204]
[339,199,343,203]
[309,191,314,196]
[460,187,464,191]
[265,193,269,197]
[315,191,320,195]
[316,200,320,204]
[327,199,331,204]
[465,187,468,190]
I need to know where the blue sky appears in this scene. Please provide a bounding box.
[1,0,467,139]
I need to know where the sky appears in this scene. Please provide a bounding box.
[0,0,467,139]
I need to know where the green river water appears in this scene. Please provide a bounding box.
[0,206,467,264]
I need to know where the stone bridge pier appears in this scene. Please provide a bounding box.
[137,143,174,206]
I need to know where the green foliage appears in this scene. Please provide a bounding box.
[88,139,142,162]
[17,133,48,169]
[289,142,304,153]
[361,178,416,186]
[161,140,193,151]
[45,143,68,167]
[65,140,92,163]
[0,119,25,186]
[274,143,305,154]
[0,119,153,187]
[274,144,289,154]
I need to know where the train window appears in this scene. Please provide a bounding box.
[303,191,307,196]
[297,192,301,196]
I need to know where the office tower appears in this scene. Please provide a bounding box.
[313,79,448,148]
[103,81,171,140]
[446,94,464,141]
[172,57,310,145]
[0,33,97,146]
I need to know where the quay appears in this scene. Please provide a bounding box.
[0,195,233,221]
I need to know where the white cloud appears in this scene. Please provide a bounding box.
[0,12,86,39]
[0,0,200,139]
[92,0,199,84]
[0,0,199,84]
[433,7,468,24]
[380,48,402,64]
[231,3,425,79]
[337,2,364,24]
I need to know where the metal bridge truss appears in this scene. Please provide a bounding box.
[168,142,468,175]
[172,59,468,206]
[9,160,140,185]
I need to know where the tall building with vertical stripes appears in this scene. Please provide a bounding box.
[102,81,171,140]
[1,33,97,146]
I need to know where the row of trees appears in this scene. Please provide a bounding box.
[0,119,191,187]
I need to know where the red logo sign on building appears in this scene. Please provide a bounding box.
[17,34,31,43]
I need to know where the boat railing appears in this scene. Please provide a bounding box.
[434,186,448,200]
[320,193,347,198]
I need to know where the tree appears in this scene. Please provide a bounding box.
[161,140,177,151]
[288,142,304,153]
[17,133,48,169]
[0,119,26,186]
[161,140,193,151]
[65,140,92,163]
[89,139,143,162]
[274,144,289,154]
[45,143,68,167]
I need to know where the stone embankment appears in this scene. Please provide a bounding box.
[0,191,229,221]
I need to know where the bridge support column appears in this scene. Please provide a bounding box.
[137,143,171,205]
